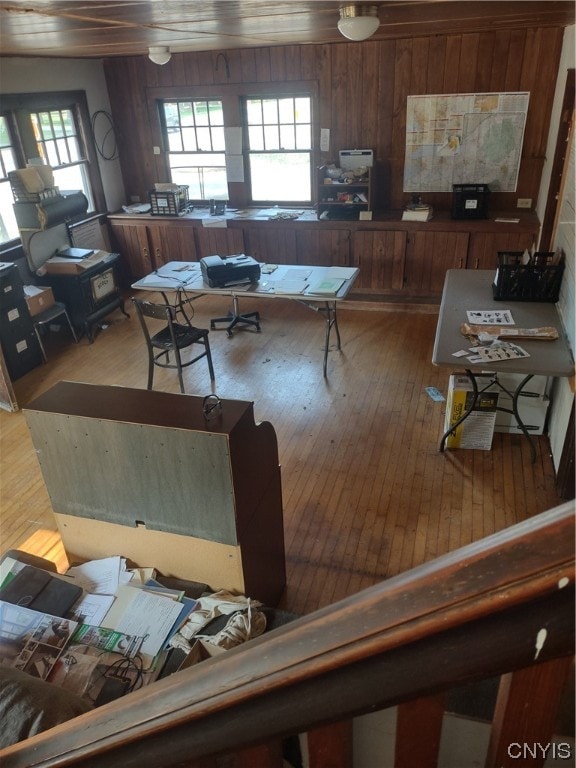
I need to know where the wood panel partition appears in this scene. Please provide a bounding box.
[104,26,565,213]
[0,502,572,768]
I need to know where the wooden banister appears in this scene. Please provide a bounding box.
[1,502,573,768]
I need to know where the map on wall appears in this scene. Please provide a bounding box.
[403,92,530,193]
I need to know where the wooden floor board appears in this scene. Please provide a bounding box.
[0,293,566,614]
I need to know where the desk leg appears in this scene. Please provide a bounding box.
[319,301,340,378]
[440,371,538,463]
[439,369,479,453]
[499,374,537,463]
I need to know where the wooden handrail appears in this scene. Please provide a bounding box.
[1,502,574,768]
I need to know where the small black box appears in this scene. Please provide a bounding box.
[452,184,490,219]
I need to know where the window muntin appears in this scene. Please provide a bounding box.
[162,100,228,200]
[0,116,20,244]
[245,96,312,203]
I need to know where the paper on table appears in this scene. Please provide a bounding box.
[324,267,356,280]
[102,585,185,667]
[306,278,346,296]
[466,310,515,325]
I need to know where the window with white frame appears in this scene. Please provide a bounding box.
[30,107,94,210]
[0,92,104,249]
[245,95,312,204]
[0,116,19,244]
[161,99,228,201]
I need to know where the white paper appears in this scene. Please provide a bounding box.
[224,127,243,155]
[67,556,126,595]
[320,128,330,152]
[466,310,514,325]
[102,586,184,667]
[202,216,227,228]
[225,155,244,182]
[71,593,115,626]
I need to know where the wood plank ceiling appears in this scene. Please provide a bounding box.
[0,1,574,59]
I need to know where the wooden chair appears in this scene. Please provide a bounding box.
[132,297,215,393]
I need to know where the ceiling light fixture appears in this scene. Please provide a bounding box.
[337,5,380,41]
[148,46,171,65]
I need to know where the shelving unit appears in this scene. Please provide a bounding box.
[316,166,372,221]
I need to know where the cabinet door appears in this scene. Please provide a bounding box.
[195,227,245,260]
[352,230,407,293]
[109,222,152,281]
[147,222,198,268]
[467,231,537,270]
[242,226,298,264]
[295,229,350,266]
[404,231,469,296]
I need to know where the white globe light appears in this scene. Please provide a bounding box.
[148,47,171,65]
[338,6,380,41]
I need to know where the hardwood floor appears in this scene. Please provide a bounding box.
[0,292,564,615]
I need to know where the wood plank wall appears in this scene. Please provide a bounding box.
[104,26,565,212]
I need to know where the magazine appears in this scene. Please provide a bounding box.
[0,600,77,680]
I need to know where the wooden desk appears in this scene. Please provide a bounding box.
[433,269,574,460]
[132,262,360,377]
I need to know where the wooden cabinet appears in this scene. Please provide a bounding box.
[109,220,152,281]
[24,382,286,605]
[317,167,372,221]
[467,230,538,270]
[147,222,198,268]
[404,230,469,296]
[352,230,407,294]
[108,211,540,300]
[242,226,298,264]
[194,226,244,260]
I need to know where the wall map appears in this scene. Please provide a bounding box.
[403,92,530,193]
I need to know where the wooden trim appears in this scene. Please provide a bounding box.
[1,503,573,768]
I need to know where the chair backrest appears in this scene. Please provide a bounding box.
[132,298,175,323]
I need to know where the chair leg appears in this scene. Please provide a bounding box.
[147,351,155,390]
[205,337,215,380]
[34,326,48,363]
[63,309,79,344]
[174,348,186,394]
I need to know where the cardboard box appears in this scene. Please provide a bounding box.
[44,250,111,275]
[494,396,550,435]
[24,285,55,317]
[178,638,226,671]
[444,373,499,450]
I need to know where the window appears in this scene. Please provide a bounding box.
[0,116,19,243]
[245,96,312,203]
[31,108,94,209]
[157,88,314,207]
[161,99,228,200]
[0,92,105,249]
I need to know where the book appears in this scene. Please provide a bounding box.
[402,206,433,222]
[56,247,94,259]
[307,278,346,296]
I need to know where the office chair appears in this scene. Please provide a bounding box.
[132,297,215,393]
[33,302,79,362]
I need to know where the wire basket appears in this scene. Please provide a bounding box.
[148,186,189,216]
[8,171,60,203]
[493,252,565,302]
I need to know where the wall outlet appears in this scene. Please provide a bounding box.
[153,146,161,155]
[517,198,532,208]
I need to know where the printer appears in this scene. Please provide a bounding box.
[200,254,261,288]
